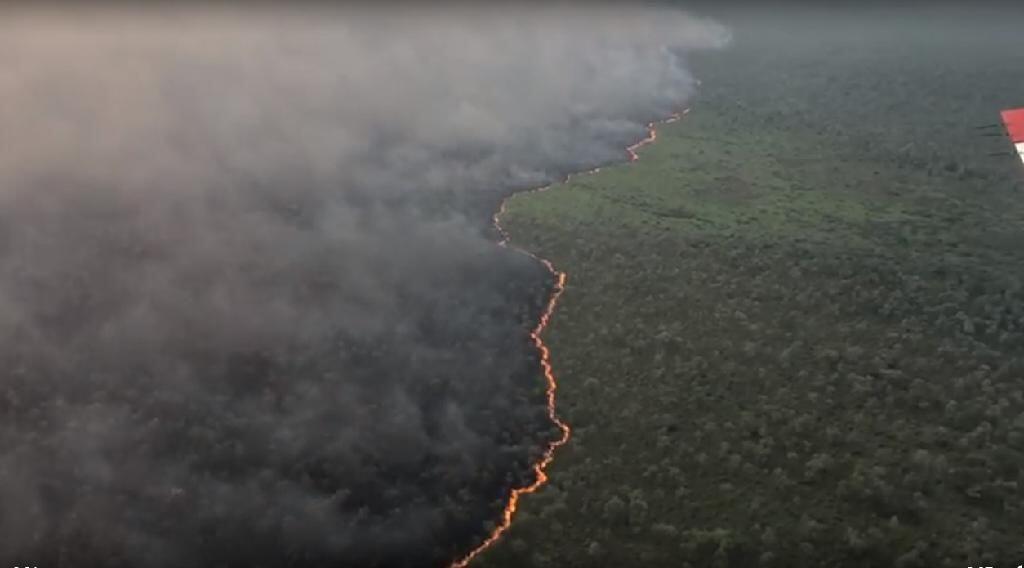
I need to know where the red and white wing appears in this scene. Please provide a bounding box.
[1002,108,1024,165]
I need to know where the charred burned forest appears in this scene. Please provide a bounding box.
[0,6,729,568]
[3,4,1024,568]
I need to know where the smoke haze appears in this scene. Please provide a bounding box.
[0,5,727,567]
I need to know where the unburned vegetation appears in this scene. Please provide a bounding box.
[480,7,1024,567]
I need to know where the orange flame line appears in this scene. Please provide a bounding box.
[449,108,688,568]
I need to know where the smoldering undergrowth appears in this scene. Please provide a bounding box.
[0,5,727,567]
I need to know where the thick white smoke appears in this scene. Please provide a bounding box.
[0,5,728,567]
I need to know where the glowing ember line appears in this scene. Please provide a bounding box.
[449,108,687,568]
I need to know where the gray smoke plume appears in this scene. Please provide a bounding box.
[0,5,728,567]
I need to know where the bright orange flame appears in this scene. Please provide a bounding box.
[449,108,687,568]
